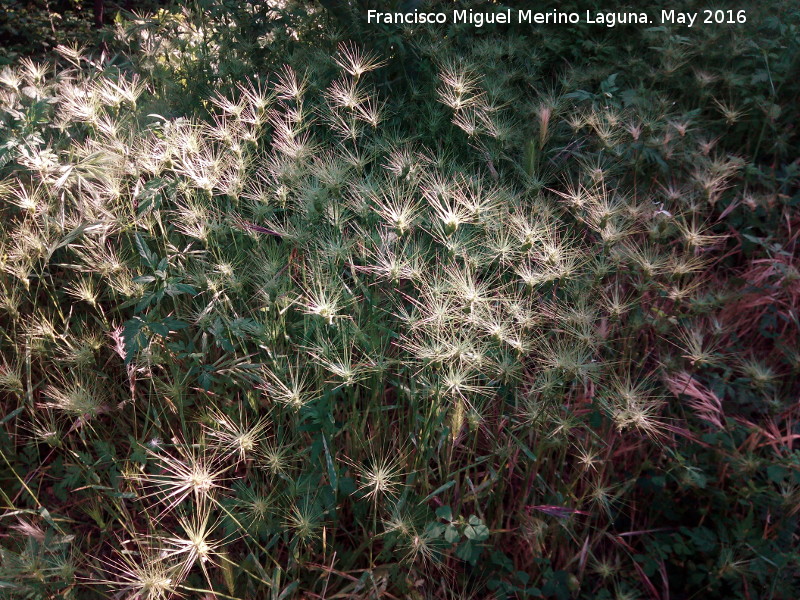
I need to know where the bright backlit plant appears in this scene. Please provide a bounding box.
[1,2,798,599]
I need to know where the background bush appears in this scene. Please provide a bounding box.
[1,1,798,598]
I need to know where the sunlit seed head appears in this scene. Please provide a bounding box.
[334,42,386,79]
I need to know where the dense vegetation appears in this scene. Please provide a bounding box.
[1,1,798,598]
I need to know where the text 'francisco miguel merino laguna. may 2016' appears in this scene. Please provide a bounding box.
[366,8,748,28]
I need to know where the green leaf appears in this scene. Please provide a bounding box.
[1,406,24,424]
[321,434,338,493]
[444,524,460,544]
[455,539,475,562]
[148,321,169,336]
[422,480,455,503]
[425,522,445,538]
[134,233,157,266]
[767,464,787,483]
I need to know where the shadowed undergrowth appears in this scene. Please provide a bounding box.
[1,2,799,598]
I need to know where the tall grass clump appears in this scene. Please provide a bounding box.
[1,1,799,598]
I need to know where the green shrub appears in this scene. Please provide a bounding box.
[1,2,798,598]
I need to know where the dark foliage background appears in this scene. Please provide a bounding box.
[1,1,798,599]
